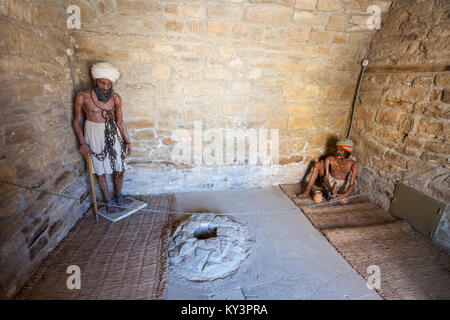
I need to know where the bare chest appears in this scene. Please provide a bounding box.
[330,159,353,174]
[82,94,116,120]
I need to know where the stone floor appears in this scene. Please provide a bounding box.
[165,186,381,300]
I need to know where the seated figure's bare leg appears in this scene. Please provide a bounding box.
[332,183,338,197]
[300,162,324,197]
[97,174,115,213]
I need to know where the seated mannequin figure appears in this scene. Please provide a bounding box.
[299,139,359,205]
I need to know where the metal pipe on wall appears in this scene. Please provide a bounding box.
[347,59,369,139]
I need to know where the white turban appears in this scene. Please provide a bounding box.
[91,62,120,83]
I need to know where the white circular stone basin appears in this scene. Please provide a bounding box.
[169,214,253,282]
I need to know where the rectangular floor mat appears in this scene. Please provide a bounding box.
[280,183,450,300]
[15,194,176,300]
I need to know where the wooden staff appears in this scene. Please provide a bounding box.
[67,49,99,222]
[87,153,99,221]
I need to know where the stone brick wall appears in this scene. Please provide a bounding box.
[0,0,91,298]
[1,0,446,299]
[68,0,392,194]
[352,0,450,250]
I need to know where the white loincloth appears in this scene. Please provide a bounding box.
[326,174,348,193]
[84,120,124,175]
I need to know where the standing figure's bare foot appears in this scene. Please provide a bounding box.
[106,199,116,213]
[115,194,133,206]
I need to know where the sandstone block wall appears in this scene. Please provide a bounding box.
[12,0,450,300]
[353,0,450,250]
[1,0,448,300]
[0,0,90,299]
[69,0,392,193]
